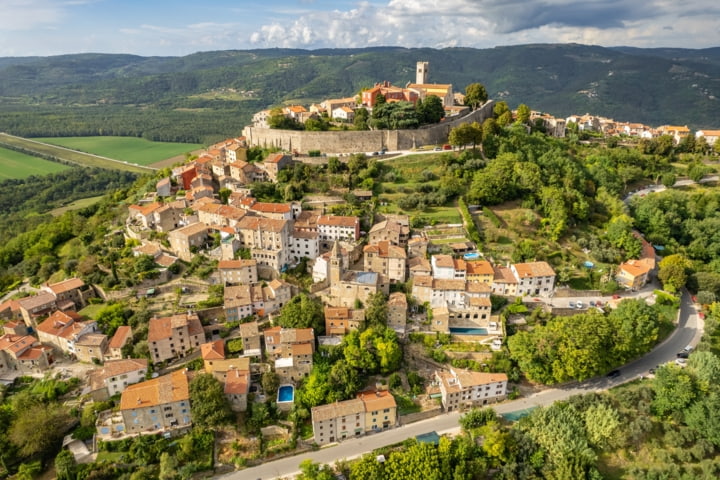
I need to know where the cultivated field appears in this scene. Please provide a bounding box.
[0,145,70,180]
[35,136,203,166]
[0,134,153,174]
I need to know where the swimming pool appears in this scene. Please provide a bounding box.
[449,327,488,335]
[463,252,480,260]
[277,385,295,403]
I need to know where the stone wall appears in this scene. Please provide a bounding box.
[243,101,495,154]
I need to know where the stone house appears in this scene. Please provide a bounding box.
[511,261,556,296]
[119,369,191,434]
[168,223,209,262]
[43,278,93,311]
[238,321,262,357]
[387,292,407,331]
[262,153,292,183]
[36,311,99,358]
[218,259,258,285]
[324,307,365,335]
[17,292,58,328]
[86,358,148,401]
[147,313,205,364]
[107,326,133,360]
[368,219,410,247]
[0,334,54,374]
[363,241,407,283]
[74,333,109,364]
[434,369,508,412]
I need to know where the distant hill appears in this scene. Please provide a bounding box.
[0,43,718,142]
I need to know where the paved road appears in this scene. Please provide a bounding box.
[218,290,701,480]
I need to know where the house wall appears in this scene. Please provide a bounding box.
[121,399,191,434]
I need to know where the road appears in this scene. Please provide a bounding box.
[219,290,701,480]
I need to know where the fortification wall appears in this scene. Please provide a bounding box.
[242,100,494,154]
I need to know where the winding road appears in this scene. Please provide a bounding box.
[218,290,702,480]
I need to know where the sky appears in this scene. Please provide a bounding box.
[0,0,718,57]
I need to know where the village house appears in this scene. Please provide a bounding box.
[119,369,191,435]
[229,160,267,184]
[156,177,172,197]
[290,229,320,264]
[368,218,410,247]
[431,255,466,280]
[36,310,99,359]
[332,106,355,122]
[411,276,491,309]
[0,299,23,323]
[324,306,365,335]
[218,259,259,285]
[263,153,292,183]
[225,368,251,412]
[107,326,133,360]
[274,342,314,384]
[310,390,397,445]
[361,81,419,108]
[42,278,93,311]
[696,129,720,146]
[86,358,148,401]
[0,334,54,374]
[317,215,361,248]
[491,265,518,296]
[435,368,508,412]
[408,256,432,279]
[511,261,556,296]
[250,202,295,221]
[199,341,251,407]
[263,326,315,360]
[196,203,246,227]
[147,313,205,364]
[74,333,109,364]
[363,241,407,282]
[223,280,293,321]
[235,216,292,272]
[238,321,262,357]
[431,306,450,333]
[312,246,350,283]
[127,202,163,230]
[407,235,429,258]
[17,292,57,328]
[616,259,654,290]
[168,223,209,262]
[387,292,408,331]
[466,260,495,285]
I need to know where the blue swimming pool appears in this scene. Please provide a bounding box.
[450,327,488,335]
[463,252,480,260]
[277,385,294,403]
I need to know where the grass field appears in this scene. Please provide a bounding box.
[35,136,203,166]
[0,133,152,174]
[0,145,70,180]
[49,195,105,216]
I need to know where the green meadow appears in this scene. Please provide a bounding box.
[0,145,69,180]
[35,136,203,166]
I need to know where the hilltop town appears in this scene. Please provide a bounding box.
[0,59,719,479]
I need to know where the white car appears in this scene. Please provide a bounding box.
[576,301,584,309]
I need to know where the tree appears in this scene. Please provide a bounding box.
[350,454,385,480]
[582,403,620,449]
[365,292,388,327]
[189,373,233,428]
[55,449,77,480]
[460,407,497,432]
[354,107,369,130]
[658,254,691,293]
[276,293,325,334]
[608,299,660,361]
[516,104,531,124]
[385,441,442,480]
[688,351,720,391]
[297,459,335,480]
[15,461,42,480]
[449,122,482,150]
[417,95,445,124]
[651,364,698,416]
[464,83,488,109]
[218,187,232,204]
[327,360,362,402]
[10,403,72,458]
[685,390,720,446]
[158,452,180,480]
[261,371,280,398]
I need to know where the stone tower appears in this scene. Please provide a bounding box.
[329,240,343,285]
[416,61,429,84]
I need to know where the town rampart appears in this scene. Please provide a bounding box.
[242,101,494,154]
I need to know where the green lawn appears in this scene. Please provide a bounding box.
[0,145,70,179]
[78,303,107,319]
[35,136,203,166]
[50,195,105,216]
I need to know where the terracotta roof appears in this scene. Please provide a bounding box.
[120,369,189,410]
[618,259,652,277]
[325,307,352,319]
[265,153,288,164]
[0,334,37,355]
[155,254,178,268]
[36,310,82,337]
[236,216,288,233]
[513,261,555,278]
[224,369,250,395]
[469,297,492,307]
[147,314,203,342]
[129,202,163,217]
[239,321,259,337]
[408,257,431,272]
[438,369,508,393]
[363,241,407,259]
[224,285,253,308]
[311,398,365,422]
[466,282,492,293]
[433,255,454,268]
[291,342,313,356]
[17,345,52,361]
[47,278,85,295]
[250,202,292,214]
[75,333,107,347]
[317,215,359,228]
[0,299,21,314]
[218,259,257,270]
[292,229,318,239]
[413,275,433,287]
[90,359,147,387]
[466,260,494,276]
[201,340,225,360]
[432,279,466,291]
[171,222,208,237]
[493,265,517,284]
[17,292,56,311]
[388,292,407,307]
[280,327,315,344]
[358,390,396,412]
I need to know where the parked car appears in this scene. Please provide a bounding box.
[676,358,687,366]
[612,294,621,299]
[677,351,689,359]
[576,301,584,309]
[607,369,621,379]
[589,300,596,307]
[568,301,576,308]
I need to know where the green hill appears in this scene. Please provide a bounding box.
[0,44,718,143]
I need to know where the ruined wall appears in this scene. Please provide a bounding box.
[242,101,494,154]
